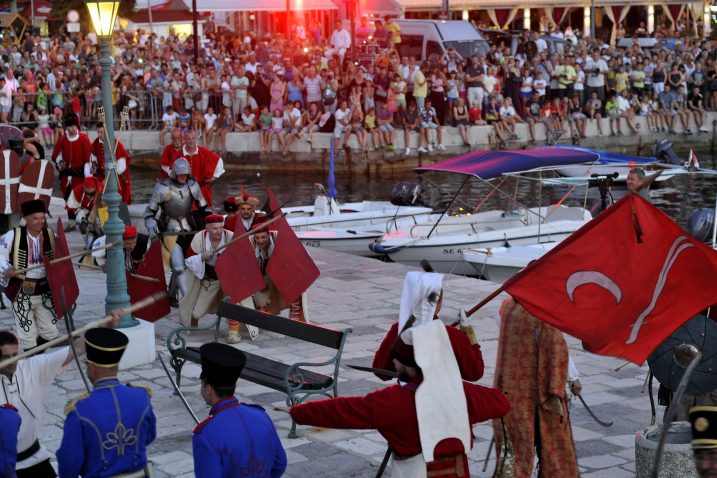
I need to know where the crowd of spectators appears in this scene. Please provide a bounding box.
[0,14,715,154]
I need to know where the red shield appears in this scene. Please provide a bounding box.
[18,160,55,210]
[0,149,21,214]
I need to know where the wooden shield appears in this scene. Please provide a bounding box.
[18,160,55,211]
[0,149,22,214]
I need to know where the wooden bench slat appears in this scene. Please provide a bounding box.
[182,347,333,391]
[217,302,345,349]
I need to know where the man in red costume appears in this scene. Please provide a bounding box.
[180,130,224,207]
[224,188,262,234]
[373,271,484,382]
[159,128,183,179]
[280,321,510,477]
[51,113,91,224]
[88,122,132,205]
[66,176,103,249]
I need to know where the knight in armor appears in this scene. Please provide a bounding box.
[280,321,511,477]
[0,200,58,351]
[179,214,231,329]
[8,137,35,173]
[51,113,91,230]
[66,176,103,248]
[192,343,287,478]
[88,122,132,205]
[144,158,207,307]
[91,225,149,273]
[57,327,157,478]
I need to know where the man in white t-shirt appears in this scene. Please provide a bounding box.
[160,106,179,147]
[326,21,351,65]
[334,100,353,151]
[584,49,608,102]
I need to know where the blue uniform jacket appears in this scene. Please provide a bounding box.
[0,404,20,478]
[193,397,287,478]
[56,378,157,478]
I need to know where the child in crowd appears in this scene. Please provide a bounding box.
[259,106,273,152]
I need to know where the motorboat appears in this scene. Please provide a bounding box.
[284,184,432,231]
[461,242,560,282]
[370,205,590,275]
[297,227,386,257]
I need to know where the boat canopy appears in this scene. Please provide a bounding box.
[414,147,655,180]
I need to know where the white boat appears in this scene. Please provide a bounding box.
[461,242,560,282]
[297,228,385,257]
[370,205,591,275]
[297,209,524,257]
[283,191,432,231]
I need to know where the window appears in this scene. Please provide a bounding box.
[397,34,424,60]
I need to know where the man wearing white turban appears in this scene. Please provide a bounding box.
[372,271,484,381]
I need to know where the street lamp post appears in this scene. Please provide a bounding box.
[86,0,136,328]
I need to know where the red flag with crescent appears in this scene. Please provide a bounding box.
[215,218,265,303]
[43,219,80,319]
[503,195,717,364]
[127,241,170,322]
[265,188,320,303]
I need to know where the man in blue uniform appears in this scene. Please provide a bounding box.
[193,343,287,477]
[56,328,157,478]
[0,403,20,478]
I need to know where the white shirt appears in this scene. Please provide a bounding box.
[0,229,47,280]
[204,113,218,130]
[584,58,608,87]
[617,95,631,112]
[0,347,69,469]
[330,29,351,49]
[335,108,351,126]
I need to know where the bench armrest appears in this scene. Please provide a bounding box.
[166,317,221,353]
[283,328,352,395]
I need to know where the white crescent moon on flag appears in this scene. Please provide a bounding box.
[566,271,622,304]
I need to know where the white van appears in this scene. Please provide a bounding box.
[393,20,490,63]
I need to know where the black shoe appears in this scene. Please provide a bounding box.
[170,297,179,308]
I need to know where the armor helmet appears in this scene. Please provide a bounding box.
[173,158,191,176]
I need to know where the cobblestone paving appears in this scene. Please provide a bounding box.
[1,210,661,477]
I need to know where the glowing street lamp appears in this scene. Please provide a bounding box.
[86,0,120,36]
[86,0,135,328]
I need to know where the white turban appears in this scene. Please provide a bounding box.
[398,271,444,333]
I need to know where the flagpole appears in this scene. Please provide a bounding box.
[0,292,167,370]
[210,213,285,255]
[12,242,117,276]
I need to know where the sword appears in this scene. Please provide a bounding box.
[346,364,398,379]
[60,287,91,393]
[157,352,200,425]
[575,394,613,427]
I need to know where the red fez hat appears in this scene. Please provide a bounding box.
[83,176,100,190]
[123,225,138,239]
[236,186,260,207]
[205,214,225,224]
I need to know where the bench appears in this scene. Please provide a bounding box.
[166,301,352,437]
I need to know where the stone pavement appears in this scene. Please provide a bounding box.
[0,217,662,477]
